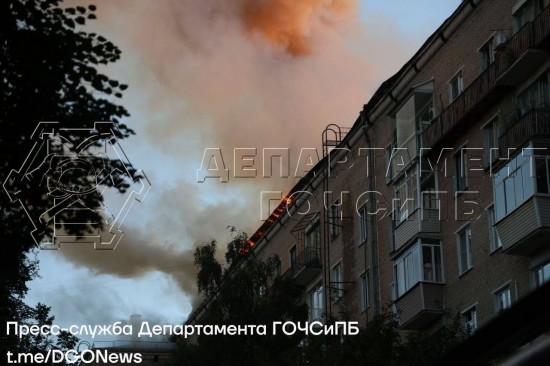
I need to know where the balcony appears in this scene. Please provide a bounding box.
[292,247,322,286]
[393,281,445,330]
[499,108,550,156]
[393,208,441,253]
[496,195,550,256]
[422,5,550,150]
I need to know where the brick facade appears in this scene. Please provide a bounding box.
[190,0,550,334]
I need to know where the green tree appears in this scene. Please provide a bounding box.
[1,0,135,361]
[301,311,465,366]
[179,229,465,366]
[172,230,308,366]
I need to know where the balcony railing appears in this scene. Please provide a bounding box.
[534,2,550,45]
[499,108,550,156]
[291,246,322,286]
[422,5,550,150]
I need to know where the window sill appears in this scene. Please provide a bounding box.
[489,245,503,255]
[458,266,473,278]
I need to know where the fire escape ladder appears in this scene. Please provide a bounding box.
[321,124,351,321]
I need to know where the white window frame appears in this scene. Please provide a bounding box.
[494,284,512,314]
[448,70,464,103]
[461,304,478,335]
[394,165,418,223]
[309,282,324,322]
[478,34,496,72]
[457,225,473,275]
[393,239,443,299]
[535,261,550,287]
[493,146,536,222]
[331,262,343,302]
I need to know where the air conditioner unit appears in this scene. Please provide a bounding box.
[494,32,507,50]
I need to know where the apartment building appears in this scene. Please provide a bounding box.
[189,0,550,340]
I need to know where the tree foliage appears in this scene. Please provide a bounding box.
[333,312,465,366]
[176,231,466,366]
[1,0,134,361]
[172,230,308,366]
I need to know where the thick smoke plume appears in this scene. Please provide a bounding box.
[239,0,355,56]
[58,181,257,302]
[55,0,412,307]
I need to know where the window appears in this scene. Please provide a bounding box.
[422,242,443,282]
[393,164,436,223]
[394,247,419,298]
[535,262,550,287]
[493,148,536,221]
[455,148,468,191]
[494,286,512,313]
[479,37,495,72]
[396,81,434,160]
[309,282,324,322]
[482,116,501,165]
[457,226,473,275]
[518,71,550,117]
[394,167,418,222]
[512,0,550,34]
[513,2,529,33]
[331,263,343,301]
[461,306,478,335]
[420,171,437,210]
[358,206,368,245]
[289,245,297,268]
[488,205,502,252]
[329,200,340,240]
[360,273,369,312]
[449,71,463,103]
[305,223,321,265]
[393,239,443,298]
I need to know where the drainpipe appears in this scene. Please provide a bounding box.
[361,108,380,316]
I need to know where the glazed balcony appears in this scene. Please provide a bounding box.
[393,208,441,253]
[392,281,445,330]
[496,195,550,256]
[423,5,550,150]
